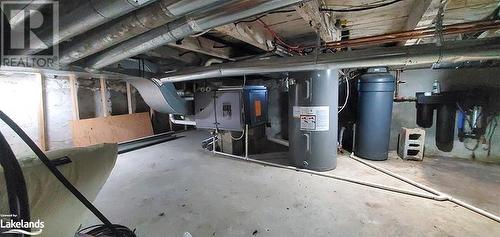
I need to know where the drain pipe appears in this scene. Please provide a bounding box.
[265,128,289,146]
[85,0,303,70]
[169,114,196,126]
[348,153,500,223]
[204,148,500,222]
[20,0,155,55]
[59,0,231,65]
[210,150,445,200]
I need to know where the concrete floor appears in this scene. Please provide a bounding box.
[83,130,500,236]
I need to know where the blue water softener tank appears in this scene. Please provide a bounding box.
[355,67,395,161]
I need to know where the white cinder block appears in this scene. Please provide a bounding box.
[398,127,425,161]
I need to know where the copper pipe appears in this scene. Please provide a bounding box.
[320,20,500,49]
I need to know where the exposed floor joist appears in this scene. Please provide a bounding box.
[293,0,336,42]
[144,46,201,65]
[215,21,274,52]
[403,0,436,31]
[404,0,443,45]
[167,36,234,61]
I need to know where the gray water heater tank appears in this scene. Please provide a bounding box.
[289,69,338,171]
[355,67,395,161]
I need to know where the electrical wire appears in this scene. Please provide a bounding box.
[0,111,127,237]
[487,115,498,157]
[320,0,405,12]
[78,224,136,237]
[230,129,245,141]
[257,19,303,55]
[0,130,30,230]
[234,9,296,24]
[338,74,350,114]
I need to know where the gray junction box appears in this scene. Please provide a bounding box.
[194,86,268,132]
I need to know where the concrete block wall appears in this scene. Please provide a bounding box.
[390,67,500,162]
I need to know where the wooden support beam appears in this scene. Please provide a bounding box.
[126,82,133,114]
[404,0,435,31]
[403,0,443,45]
[37,73,47,151]
[68,74,80,120]
[294,0,335,42]
[168,36,234,60]
[145,46,199,65]
[100,77,109,117]
[215,21,274,51]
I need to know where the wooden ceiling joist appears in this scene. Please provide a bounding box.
[167,36,234,61]
[293,0,335,42]
[215,21,274,52]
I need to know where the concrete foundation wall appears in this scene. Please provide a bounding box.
[390,67,500,161]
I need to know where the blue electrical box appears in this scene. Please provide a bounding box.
[243,86,268,127]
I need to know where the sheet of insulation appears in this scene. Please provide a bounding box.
[0,143,118,237]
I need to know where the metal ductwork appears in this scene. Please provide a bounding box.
[6,0,43,30]
[20,0,155,55]
[84,0,303,70]
[159,37,500,83]
[122,78,187,114]
[59,0,229,65]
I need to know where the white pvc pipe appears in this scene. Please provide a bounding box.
[169,114,196,126]
[207,149,500,223]
[267,136,289,147]
[210,151,441,201]
[265,127,289,147]
[349,153,443,196]
[349,153,500,223]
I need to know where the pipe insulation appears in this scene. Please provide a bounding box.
[210,150,500,223]
[84,0,303,70]
[160,37,500,83]
[59,0,230,65]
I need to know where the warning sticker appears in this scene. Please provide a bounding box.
[300,115,316,130]
[294,106,330,131]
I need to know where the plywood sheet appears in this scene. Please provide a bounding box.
[71,112,153,147]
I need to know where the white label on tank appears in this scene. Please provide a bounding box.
[296,106,330,131]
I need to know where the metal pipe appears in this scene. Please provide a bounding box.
[59,0,229,65]
[245,124,249,158]
[8,1,43,30]
[20,0,155,55]
[84,0,303,70]
[160,38,500,83]
[169,114,196,126]
[322,20,500,49]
